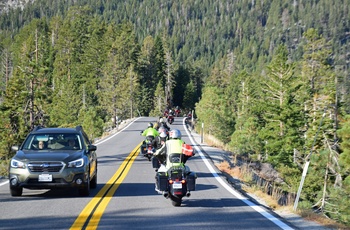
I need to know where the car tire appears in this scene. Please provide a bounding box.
[10,187,23,197]
[78,174,90,196]
[90,173,97,189]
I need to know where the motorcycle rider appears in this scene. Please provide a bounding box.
[155,127,168,149]
[163,108,169,118]
[175,106,181,117]
[153,116,163,130]
[158,117,171,131]
[153,129,192,173]
[141,122,159,151]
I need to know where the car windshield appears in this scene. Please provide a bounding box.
[22,133,83,151]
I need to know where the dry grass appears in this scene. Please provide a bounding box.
[202,133,228,150]
[215,160,349,229]
[297,210,349,230]
[245,186,281,209]
[183,127,349,228]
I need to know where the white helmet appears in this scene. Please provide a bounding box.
[169,129,181,139]
[160,132,167,138]
[160,118,165,123]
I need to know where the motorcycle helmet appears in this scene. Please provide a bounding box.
[160,132,167,138]
[159,118,164,123]
[158,126,166,133]
[169,129,181,139]
[148,122,153,128]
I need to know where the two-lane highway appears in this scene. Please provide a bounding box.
[0,117,294,229]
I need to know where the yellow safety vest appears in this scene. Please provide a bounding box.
[165,139,185,168]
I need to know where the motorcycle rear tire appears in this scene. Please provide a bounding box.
[170,194,182,207]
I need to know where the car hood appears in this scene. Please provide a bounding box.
[14,150,85,163]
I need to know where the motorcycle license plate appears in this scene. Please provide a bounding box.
[173,182,182,189]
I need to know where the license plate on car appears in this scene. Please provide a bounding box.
[39,174,52,182]
[173,182,182,189]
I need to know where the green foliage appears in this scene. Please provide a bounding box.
[182,81,196,110]
[277,165,302,193]
[149,81,166,117]
[195,86,235,143]
[78,107,104,141]
[230,116,262,159]
[338,115,350,173]
[326,186,350,225]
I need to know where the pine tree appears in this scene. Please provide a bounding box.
[229,71,262,159]
[4,18,51,133]
[258,45,303,166]
[137,35,157,115]
[182,81,196,110]
[50,7,93,126]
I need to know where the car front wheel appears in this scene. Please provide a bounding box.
[78,174,90,196]
[10,186,23,197]
[90,173,97,189]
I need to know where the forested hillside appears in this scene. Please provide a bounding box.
[0,0,350,226]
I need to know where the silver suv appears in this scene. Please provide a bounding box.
[9,126,97,196]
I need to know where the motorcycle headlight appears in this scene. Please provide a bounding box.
[10,159,26,169]
[68,158,84,168]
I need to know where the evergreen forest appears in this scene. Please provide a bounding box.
[0,0,350,226]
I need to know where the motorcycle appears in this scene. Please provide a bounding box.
[175,108,181,117]
[140,137,155,161]
[155,164,196,206]
[167,114,174,124]
[185,112,193,128]
[154,144,196,206]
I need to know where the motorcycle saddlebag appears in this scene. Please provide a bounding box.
[186,172,196,191]
[157,173,168,191]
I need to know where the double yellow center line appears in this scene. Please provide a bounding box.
[70,143,141,230]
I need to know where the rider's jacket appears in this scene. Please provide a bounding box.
[142,127,159,137]
[154,139,185,169]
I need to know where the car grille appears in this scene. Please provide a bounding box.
[28,162,64,173]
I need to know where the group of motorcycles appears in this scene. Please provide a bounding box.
[139,113,197,206]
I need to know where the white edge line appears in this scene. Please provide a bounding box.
[0,118,142,187]
[182,117,294,230]
[0,181,8,186]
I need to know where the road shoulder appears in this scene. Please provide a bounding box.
[187,128,335,230]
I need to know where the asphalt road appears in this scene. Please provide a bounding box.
[0,117,330,230]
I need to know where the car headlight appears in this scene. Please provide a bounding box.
[68,158,84,168]
[10,159,26,169]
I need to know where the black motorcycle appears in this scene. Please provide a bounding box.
[167,114,174,124]
[155,153,196,206]
[140,138,155,161]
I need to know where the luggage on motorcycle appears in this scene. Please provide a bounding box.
[186,172,196,191]
[182,144,194,156]
[156,173,168,191]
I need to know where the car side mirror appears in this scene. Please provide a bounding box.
[88,145,97,151]
[11,146,19,151]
